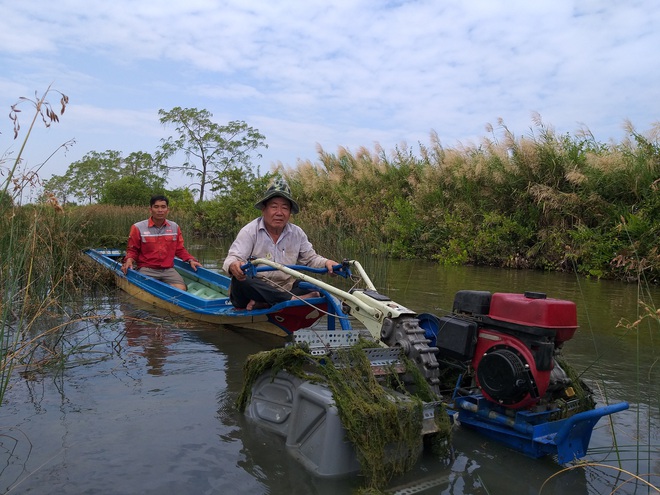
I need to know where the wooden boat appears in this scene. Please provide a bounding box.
[83,248,329,336]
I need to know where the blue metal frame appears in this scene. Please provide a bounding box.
[449,394,629,463]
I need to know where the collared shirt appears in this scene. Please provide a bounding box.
[126,218,196,269]
[222,217,329,290]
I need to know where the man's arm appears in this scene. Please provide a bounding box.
[295,230,338,274]
[174,229,201,271]
[122,225,141,274]
[222,221,256,277]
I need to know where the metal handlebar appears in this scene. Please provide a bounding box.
[240,258,352,279]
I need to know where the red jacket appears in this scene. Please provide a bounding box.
[126,218,196,269]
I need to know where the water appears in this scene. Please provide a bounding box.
[1,251,658,494]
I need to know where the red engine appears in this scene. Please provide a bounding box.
[426,290,578,409]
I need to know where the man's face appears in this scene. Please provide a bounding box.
[262,196,291,231]
[150,200,169,222]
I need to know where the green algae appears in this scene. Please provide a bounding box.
[237,342,452,491]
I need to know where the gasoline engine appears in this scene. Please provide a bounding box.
[421,290,588,412]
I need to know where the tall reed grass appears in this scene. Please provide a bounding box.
[0,88,135,403]
[281,115,659,283]
[66,204,193,249]
[2,89,66,399]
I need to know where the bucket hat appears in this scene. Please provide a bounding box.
[255,176,300,214]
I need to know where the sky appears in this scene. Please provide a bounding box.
[1,0,659,192]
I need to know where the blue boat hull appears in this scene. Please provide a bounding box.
[84,248,328,336]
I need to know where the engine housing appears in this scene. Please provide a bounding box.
[424,290,579,409]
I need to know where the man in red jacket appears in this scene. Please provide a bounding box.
[121,195,201,291]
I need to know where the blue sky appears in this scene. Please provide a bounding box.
[1,0,659,192]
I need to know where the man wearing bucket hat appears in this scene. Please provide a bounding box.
[222,175,338,310]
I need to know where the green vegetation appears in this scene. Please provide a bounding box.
[36,103,660,284]
[1,87,88,401]
[52,113,656,284]
[287,116,660,284]
[44,107,268,206]
[44,150,167,205]
[237,342,451,491]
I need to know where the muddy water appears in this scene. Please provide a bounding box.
[1,252,658,494]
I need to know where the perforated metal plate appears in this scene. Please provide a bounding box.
[293,329,361,355]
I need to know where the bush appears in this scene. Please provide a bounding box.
[100,176,159,206]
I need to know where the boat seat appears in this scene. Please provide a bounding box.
[187,282,224,299]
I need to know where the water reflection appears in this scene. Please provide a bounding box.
[122,308,181,376]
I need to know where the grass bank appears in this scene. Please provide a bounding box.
[284,117,659,284]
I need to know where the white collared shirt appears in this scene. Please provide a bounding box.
[222,217,329,289]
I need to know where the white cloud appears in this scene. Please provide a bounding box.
[1,0,659,188]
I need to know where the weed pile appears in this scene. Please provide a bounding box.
[237,342,452,491]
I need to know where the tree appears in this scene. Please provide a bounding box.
[166,187,196,211]
[45,150,167,205]
[100,176,156,206]
[195,170,271,237]
[66,150,122,204]
[158,107,267,202]
[42,174,75,206]
[122,151,168,190]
